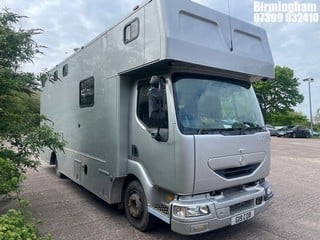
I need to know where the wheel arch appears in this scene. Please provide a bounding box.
[125,160,157,204]
[108,160,155,205]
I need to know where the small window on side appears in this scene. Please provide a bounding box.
[63,64,68,77]
[124,18,139,44]
[79,77,94,108]
[53,70,58,81]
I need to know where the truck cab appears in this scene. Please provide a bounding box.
[127,67,273,234]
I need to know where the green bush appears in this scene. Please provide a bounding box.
[0,200,51,240]
[0,157,22,195]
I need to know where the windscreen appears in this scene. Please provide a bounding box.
[173,74,265,135]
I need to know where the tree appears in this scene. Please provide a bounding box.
[0,8,63,239]
[314,108,320,124]
[0,8,64,195]
[268,111,308,126]
[254,66,304,120]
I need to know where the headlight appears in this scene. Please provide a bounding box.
[266,186,272,196]
[265,185,274,200]
[173,205,210,218]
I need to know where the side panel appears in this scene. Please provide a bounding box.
[105,0,162,76]
[107,9,145,76]
[144,1,161,63]
[40,1,161,204]
[40,36,126,202]
[173,130,195,193]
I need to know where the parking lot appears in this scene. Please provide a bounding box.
[1,137,319,240]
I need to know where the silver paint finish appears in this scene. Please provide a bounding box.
[41,0,274,234]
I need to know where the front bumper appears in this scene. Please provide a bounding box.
[170,181,273,235]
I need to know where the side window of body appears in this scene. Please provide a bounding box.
[79,77,94,108]
[136,81,168,137]
[124,18,139,44]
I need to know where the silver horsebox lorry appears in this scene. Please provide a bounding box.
[41,0,274,235]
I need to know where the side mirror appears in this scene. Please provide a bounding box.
[150,75,164,88]
[149,76,165,114]
[149,76,166,141]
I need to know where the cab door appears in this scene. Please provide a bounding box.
[129,79,175,191]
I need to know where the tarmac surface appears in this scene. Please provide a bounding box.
[1,137,320,240]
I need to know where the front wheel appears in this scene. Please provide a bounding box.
[124,180,155,231]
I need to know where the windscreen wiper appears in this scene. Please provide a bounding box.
[197,128,239,135]
[197,126,265,135]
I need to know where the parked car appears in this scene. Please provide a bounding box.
[308,129,320,137]
[277,126,289,137]
[266,124,279,136]
[283,125,311,138]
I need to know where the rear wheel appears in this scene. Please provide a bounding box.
[124,180,155,231]
[55,158,65,178]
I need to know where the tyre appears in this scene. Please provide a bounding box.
[55,158,65,178]
[292,133,296,138]
[124,180,156,231]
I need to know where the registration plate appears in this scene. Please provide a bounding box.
[231,210,254,225]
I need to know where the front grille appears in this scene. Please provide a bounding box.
[215,163,260,179]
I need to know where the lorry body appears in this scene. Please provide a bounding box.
[41,0,274,235]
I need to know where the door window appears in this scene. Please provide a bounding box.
[136,81,168,140]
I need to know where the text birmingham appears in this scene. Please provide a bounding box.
[254,1,317,13]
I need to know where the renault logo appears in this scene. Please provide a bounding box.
[239,155,245,166]
[239,149,245,166]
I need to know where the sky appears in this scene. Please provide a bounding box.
[1,0,319,120]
